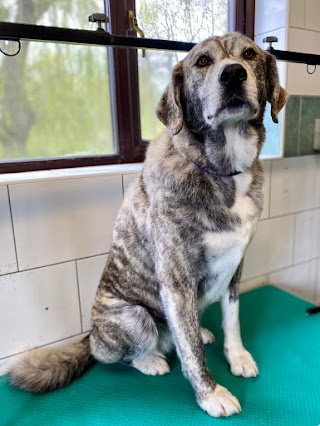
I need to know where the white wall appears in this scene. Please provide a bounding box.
[287,0,320,95]
[255,0,320,95]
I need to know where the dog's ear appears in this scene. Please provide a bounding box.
[265,52,289,123]
[156,62,184,136]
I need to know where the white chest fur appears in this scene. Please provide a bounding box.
[224,125,258,172]
[199,173,259,309]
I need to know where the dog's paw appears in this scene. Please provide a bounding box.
[198,384,241,417]
[225,348,259,378]
[200,327,215,345]
[131,352,170,376]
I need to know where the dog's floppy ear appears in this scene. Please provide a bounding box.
[156,62,184,136]
[265,52,289,123]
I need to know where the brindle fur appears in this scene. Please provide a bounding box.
[9,33,288,418]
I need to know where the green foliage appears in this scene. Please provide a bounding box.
[0,0,113,160]
[25,43,113,158]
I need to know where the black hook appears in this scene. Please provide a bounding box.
[0,38,21,57]
[307,64,316,74]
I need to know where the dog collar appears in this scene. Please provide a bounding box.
[190,161,242,179]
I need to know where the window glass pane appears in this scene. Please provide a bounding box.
[0,0,103,29]
[0,1,113,161]
[136,0,228,141]
[0,41,113,161]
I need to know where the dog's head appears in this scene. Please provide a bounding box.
[157,33,288,136]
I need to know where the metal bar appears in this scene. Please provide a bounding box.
[0,21,195,52]
[1,21,320,65]
[268,47,320,66]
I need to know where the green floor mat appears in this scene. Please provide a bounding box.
[1,286,320,425]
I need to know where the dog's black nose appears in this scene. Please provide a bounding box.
[219,64,247,86]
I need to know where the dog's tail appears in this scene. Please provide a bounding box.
[9,336,96,393]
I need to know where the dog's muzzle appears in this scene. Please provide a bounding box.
[219,64,247,88]
[218,64,252,113]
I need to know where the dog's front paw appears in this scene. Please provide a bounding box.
[225,348,259,378]
[200,327,215,345]
[198,384,241,417]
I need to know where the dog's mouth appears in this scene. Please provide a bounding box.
[206,92,259,125]
[225,97,246,109]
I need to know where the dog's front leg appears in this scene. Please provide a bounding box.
[221,260,258,378]
[160,279,241,417]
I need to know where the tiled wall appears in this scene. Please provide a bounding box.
[285,96,320,156]
[1,156,320,374]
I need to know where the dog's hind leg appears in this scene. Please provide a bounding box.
[90,302,170,375]
[200,327,215,344]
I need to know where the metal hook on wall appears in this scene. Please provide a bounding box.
[0,38,21,57]
[307,64,316,74]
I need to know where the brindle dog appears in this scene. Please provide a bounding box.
[10,33,288,418]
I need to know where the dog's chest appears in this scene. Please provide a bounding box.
[199,175,259,308]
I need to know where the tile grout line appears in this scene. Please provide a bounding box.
[0,252,109,279]
[6,185,19,272]
[259,205,320,222]
[75,261,84,334]
[244,255,320,283]
[121,174,125,198]
[0,332,89,362]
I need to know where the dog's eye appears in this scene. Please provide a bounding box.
[196,55,211,67]
[243,48,256,59]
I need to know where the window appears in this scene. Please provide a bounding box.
[0,0,254,173]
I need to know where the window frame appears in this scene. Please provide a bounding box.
[0,0,254,174]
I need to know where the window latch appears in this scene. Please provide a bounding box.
[128,10,146,58]
[88,13,109,32]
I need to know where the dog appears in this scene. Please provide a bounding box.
[9,32,288,418]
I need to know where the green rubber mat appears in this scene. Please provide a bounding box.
[1,286,320,425]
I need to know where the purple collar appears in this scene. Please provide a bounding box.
[190,161,242,179]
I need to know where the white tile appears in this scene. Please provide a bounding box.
[123,173,140,195]
[260,160,271,220]
[0,263,81,358]
[0,186,17,275]
[77,254,108,332]
[240,275,268,293]
[269,260,319,302]
[270,156,320,217]
[255,0,287,36]
[9,176,123,270]
[287,28,320,95]
[305,0,320,31]
[0,332,88,377]
[289,0,306,28]
[294,209,320,263]
[242,215,294,280]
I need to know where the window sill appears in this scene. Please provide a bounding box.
[0,156,277,186]
[0,163,144,186]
